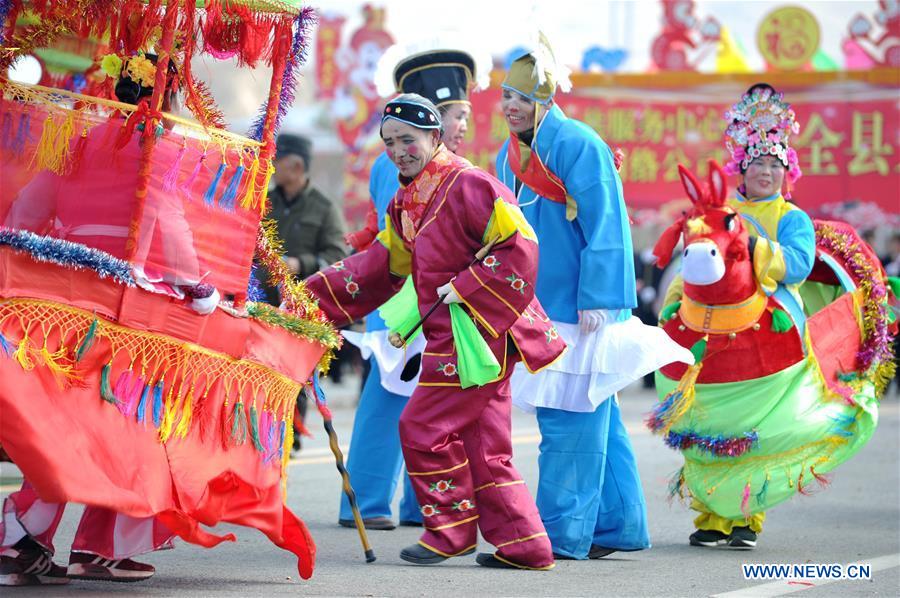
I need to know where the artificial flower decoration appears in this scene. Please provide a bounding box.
[99,53,123,79]
[126,54,157,87]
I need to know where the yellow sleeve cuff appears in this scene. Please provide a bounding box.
[375,220,412,277]
[753,238,787,295]
[483,198,537,244]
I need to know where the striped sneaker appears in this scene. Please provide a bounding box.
[67,551,155,582]
[0,544,70,586]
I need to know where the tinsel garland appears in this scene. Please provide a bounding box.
[815,222,896,393]
[0,0,14,45]
[247,263,267,303]
[0,227,134,286]
[246,302,341,352]
[663,430,759,458]
[247,8,317,141]
[254,220,339,372]
[0,20,71,72]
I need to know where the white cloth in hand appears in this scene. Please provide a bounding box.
[578,309,615,334]
[437,282,461,304]
[190,288,220,315]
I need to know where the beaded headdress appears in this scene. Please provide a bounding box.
[723,84,802,192]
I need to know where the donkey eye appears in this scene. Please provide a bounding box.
[724,213,738,232]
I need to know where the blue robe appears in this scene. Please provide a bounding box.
[338,151,420,524]
[496,104,649,556]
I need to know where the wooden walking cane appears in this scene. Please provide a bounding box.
[389,235,502,348]
[307,372,376,563]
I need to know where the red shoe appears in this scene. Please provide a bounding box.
[67,551,155,582]
[0,544,70,586]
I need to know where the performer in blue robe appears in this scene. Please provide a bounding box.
[494,39,692,559]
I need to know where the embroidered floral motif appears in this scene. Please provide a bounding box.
[420,504,441,517]
[332,260,346,271]
[430,479,456,493]
[436,362,457,377]
[522,311,535,325]
[344,275,360,298]
[545,326,560,343]
[506,274,527,294]
[483,254,500,272]
[452,499,475,512]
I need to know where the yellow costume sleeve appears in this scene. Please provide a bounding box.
[375,219,412,277]
[752,238,787,295]
[661,274,684,314]
[482,198,538,245]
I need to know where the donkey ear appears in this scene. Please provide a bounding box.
[678,164,703,206]
[707,160,728,206]
[653,217,685,269]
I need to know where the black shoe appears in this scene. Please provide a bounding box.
[727,526,758,549]
[400,544,473,565]
[338,516,396,531]
[398,520,423,527]
[475,552,554,570]
[588,545,617,559]
[689,529,728,547]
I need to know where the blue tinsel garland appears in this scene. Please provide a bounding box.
[0,227,135,286]
[247,262,267,303]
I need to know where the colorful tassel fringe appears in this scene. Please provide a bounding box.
[229,401,248,446]
[218,164,245,211]
[646,361,703,434]
[755,474,770,506]
[174,388,194,439]
[0,331,12,357]
[152,382,165,428]
[203,159,227,206]
[136,383,150,424]
[99,363,118,404]
[240,155,261,210]
[180,151,206,194]
[162,144,188,192]
[249,404,264,452]
[75,318,98,361]
[740,481,752,519]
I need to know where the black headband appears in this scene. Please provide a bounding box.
[381,100,442,132]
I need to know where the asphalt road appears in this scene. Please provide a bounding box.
[2,382,898,597]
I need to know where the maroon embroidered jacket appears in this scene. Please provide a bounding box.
[305,146,565,386]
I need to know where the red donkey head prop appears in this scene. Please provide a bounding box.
[653,160,755,304]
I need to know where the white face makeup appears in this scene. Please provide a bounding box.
[381,119,439,179]
[440,103,471,153]
[743,155,786,199]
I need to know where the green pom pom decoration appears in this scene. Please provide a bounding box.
[689,337,707,362]
[888,276,900,299]
[770,308,794,333]
[660,301,681,324]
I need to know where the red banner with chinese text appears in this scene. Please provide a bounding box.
[457,85,899,214]
[315,14,346,100]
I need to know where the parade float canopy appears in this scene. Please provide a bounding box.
[0,82,267,296]
[0,0,339,580]
[0,0,317,299]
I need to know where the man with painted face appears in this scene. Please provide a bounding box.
[339,49,481,532]
[306,93,565,570]
[494,36,690,561]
